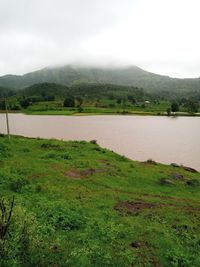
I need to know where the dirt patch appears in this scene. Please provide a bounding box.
[99,159,111,166]
[115,200,156,214]
[65,171,82,179]
[80,168,104,176]
[65,168,105,179]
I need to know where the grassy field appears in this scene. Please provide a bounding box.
[0,135,200,266]
[20,100,171,115]
[2,97,200,116]
[21,100,200,116]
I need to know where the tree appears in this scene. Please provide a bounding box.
[127,95,136,104]
[117,98,122,105]
[0,99,6,110]
[171,102,179,113]
[185,98,199,114]
[76,97,83,112]
[63,96,75,107]
[122,97,127,114]
[166,108,171,116]
[20,98,30,109]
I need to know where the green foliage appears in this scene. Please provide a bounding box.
[19,97,30,109]
[166,107,171,116]
[63,95,75,107]
[40,204,87,231]
[0,136,200,266]
[42,152,72,160]
[0,99,6,110]
[185,98,199,114]
[20,83,69,98]
[171,102,179,112]
[1,65,200,95]
[9,177,29,193]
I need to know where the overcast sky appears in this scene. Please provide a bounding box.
[0,0,200,77]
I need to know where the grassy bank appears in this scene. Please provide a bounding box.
[0,135,200,266]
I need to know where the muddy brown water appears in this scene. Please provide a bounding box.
[0,113,199,171]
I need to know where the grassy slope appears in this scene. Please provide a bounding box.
[0,136,200,266]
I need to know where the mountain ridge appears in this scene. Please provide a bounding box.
[0,65,200,93]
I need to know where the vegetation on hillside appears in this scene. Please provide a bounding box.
[0,82,199,115]
[0,135,200,266]
[0,65,200,93]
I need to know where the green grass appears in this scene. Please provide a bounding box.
[2,98,200,116]
[0,135,200,266]
[22,100,200,116]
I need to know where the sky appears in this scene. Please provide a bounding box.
[0,0,200,78]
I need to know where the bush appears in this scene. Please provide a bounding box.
[40,204,87,231]
[90,140,97,145]
[63,96,75,107]
[10,177,29,193]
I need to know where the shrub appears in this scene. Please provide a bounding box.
[90,140,97,145]
[63,96,75,107]
[42,205,87,231]
[10,177,29,193]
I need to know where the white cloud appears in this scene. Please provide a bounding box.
[0,0,199,77]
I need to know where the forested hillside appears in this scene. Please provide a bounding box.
[0,65,200,93]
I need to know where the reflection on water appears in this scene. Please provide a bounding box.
[0,113,199,170]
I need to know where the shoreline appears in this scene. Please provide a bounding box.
[1,110,200,117]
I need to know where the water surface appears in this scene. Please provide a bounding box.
[0,114,199,170]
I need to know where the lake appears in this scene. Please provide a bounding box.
[0,113,199,170]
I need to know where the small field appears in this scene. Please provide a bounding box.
[18,100,200,116]
[0,135,200,266]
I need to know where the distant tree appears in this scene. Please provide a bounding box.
[41,91,46,98]
[76,97,83,112]
[117,98,122,105]
[76,97,83,107]
[108,93,114,100]
[10,104,20,111]
[166,107,171,116]
[127,95,136,104]
[171,102,179,113]
[122,98,127,113]
[20,98,30,109]
[185,98,199,114]
[43,95,55,101]
[63,96,75,107]
[0,99,6,110]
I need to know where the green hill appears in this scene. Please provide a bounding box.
[0,65,200,93]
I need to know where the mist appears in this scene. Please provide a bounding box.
[0,0,200,78]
